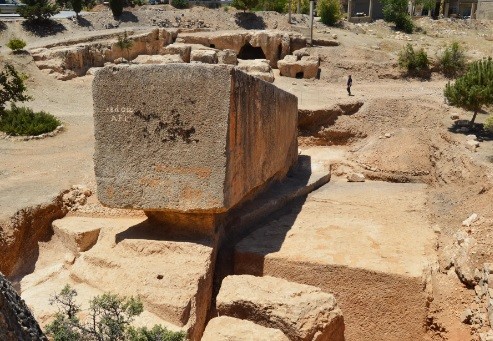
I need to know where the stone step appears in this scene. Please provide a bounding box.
[216,275,344,341]
[234,180,437,341]
[54,216,214,341]
[202,316,289,341]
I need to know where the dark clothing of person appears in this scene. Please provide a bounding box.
[347,76,352,95]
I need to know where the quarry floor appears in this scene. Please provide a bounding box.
[1,9,493,341]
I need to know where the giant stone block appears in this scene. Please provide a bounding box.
[93,64,298,214]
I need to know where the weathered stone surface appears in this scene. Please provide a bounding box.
[161,42,192,63]
[93,64,297,214]
[0,272,47,341]
[52,217,104,254]
[31,29,172,77]
[235,181,436,341]
[312,38,340,47]
[65,217,213,341]
[346,172,365,182]
[132,54,183,65]
[218,49,238,65]
[216,275,344,341]
[278,54,320,79]
[202,316,289,341]
[236,59,274,83]
[178,30,306,68]
[190,49,218,64]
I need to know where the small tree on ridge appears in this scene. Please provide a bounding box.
[444,57,493,126]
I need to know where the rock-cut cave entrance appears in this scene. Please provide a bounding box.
[238,43,266,60]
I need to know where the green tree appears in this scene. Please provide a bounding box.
[444,57,493,126]
[381,0,414,33]
[285,0,309,14]
[0,64,31,112]
[56,0,91,17]
[109,0,124,18]
[439,42,466,78]
[231,0,259,11]
[18,0,60,22]
[45,285,185,341]
[116,31,134,63]
[318,0,341,26]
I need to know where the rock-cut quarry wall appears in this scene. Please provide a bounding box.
[0,272,47,341]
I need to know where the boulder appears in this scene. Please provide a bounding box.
[202,316,289,341]
[218,49,238,65]
[161,43,192,63]
[293,48,310,59]
[52,217,104,254]
[92,64,297,222]
[236,59,274,83]
[216,275,344,341]
[347,172,365,182]
[190,49,218,64]
[278,54,320,79]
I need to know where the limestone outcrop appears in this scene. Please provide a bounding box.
[31,28,174,77]
[175,30,307,68]
[92,64,298,227]
[216,275,345,341]
[202,316,289,341]
[236,59,274,83]
[0,272,47,341]
[278,50,320,79]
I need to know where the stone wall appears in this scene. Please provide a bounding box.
[477,0,493,19]
[0,272,47,341]
[92,64,298,224]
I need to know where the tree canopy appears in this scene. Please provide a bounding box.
[444,57,493,125]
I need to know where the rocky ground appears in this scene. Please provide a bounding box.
[0,4,493,340]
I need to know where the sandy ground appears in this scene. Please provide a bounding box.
[0,6,493,340]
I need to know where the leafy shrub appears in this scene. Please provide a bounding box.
[109,0,124,18]
[17,0,60,22]
[439,42,466,78]
[45,285,186,341]
[484,116,493,134]
[259,0,287,13]
[127,325,186,341]
[231,0,259,11]
[171,0,189,9]
[398,43,430,77]
[0,105,61,136]
[381,0,414,33]
[7,38,27,52]
[285,0,309,14]
[116,30,134,62]
[393,13,414,33]
[318,0,341,26]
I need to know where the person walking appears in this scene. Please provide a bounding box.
[347,75,352,96]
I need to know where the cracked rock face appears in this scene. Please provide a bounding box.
[0,273,47,341]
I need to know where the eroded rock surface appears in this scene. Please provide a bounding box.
[93,64,298,220]
[216,275,344,341]
[0,272,47,341]
[202,316,289,341]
